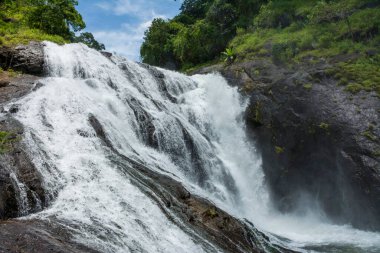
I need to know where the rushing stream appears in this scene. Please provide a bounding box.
[10,42,380,252]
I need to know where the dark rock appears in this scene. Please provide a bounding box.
[101,51,113,58]
[0,75,38,104]
[140,64,177,103]
[0,80,9,88]
[8,104,19,114]
[32,81,44,91]
[0,220,101,253]
[0,117,47,220]
[366,49,378,57]
[1,17,16,23]
[0,42,44,75]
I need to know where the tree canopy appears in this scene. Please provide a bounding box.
[141,0,380,71]
[0,0,104,50]
[141,0,267,69]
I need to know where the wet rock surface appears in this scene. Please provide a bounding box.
[0,74,38,104]
[0,220,100,253]
[195,59,380,231]
[0,116,47,220]
[0,66,45,220]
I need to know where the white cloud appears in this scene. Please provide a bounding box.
[92,0,173,61]
[96,0,152,19]
[93,17,165,61]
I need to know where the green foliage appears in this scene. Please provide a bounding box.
[28,0,85,40]
[222,47,235,63]
[0,131,18,153]
[180,0,213,19]
[0,0,103,49]
[141,0,266,70]
[172,20,220,66]
[337,57,380,95]
[275,146,285,154]
[303,83,313,90]
[141,0,380,78]
[227,0,380,95]
[319,122,329,131]
[204,207,219,218]
[362,130,377,141]
[72,32,105,51]
[7,68,19,77]
[141,18,182,68]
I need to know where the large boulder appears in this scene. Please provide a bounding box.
[0,42,45,75]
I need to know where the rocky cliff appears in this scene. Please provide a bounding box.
[194,57,380,231]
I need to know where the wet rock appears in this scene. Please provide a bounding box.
[0,75,38,104]
[0,117,47,219]
[32,81,44,91]
[140,64,177,103]
[196,59,380,231]
[0,219,101,253]
[8,104,19,114]
[0,79,10,88]
[0,42,44,75]
[101,51,113,58]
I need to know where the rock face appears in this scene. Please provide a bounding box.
[0,220,101,253]
[0,42,45,75]
[0,73,46,220]
[195,59,380,231]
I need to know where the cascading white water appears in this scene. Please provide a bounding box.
[10,42,380,253]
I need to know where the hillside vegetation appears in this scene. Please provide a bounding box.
[0,0,104,50]
[141,0,380,95]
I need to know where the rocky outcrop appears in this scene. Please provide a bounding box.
[0,42,45,75]
[195,59,380,231]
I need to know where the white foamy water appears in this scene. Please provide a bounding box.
[10,42,380,253]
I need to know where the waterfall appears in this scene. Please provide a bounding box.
[10,42,380,253]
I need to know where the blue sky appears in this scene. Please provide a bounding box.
[77,0,183,61]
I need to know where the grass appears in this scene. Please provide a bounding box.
[0,131,18,153]
[275,146,285,154]
[0,5,67,47]
[303,83,313,90]
[362,130,377,142]
[228,4,380,95]
[319,123,329,131]
[204,208,219,218]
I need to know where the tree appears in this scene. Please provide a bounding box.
[141,18,182,68]
[180,0,213,19]
[72,32,105,50]
[28,0,85,39]
[173,20,218,65]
